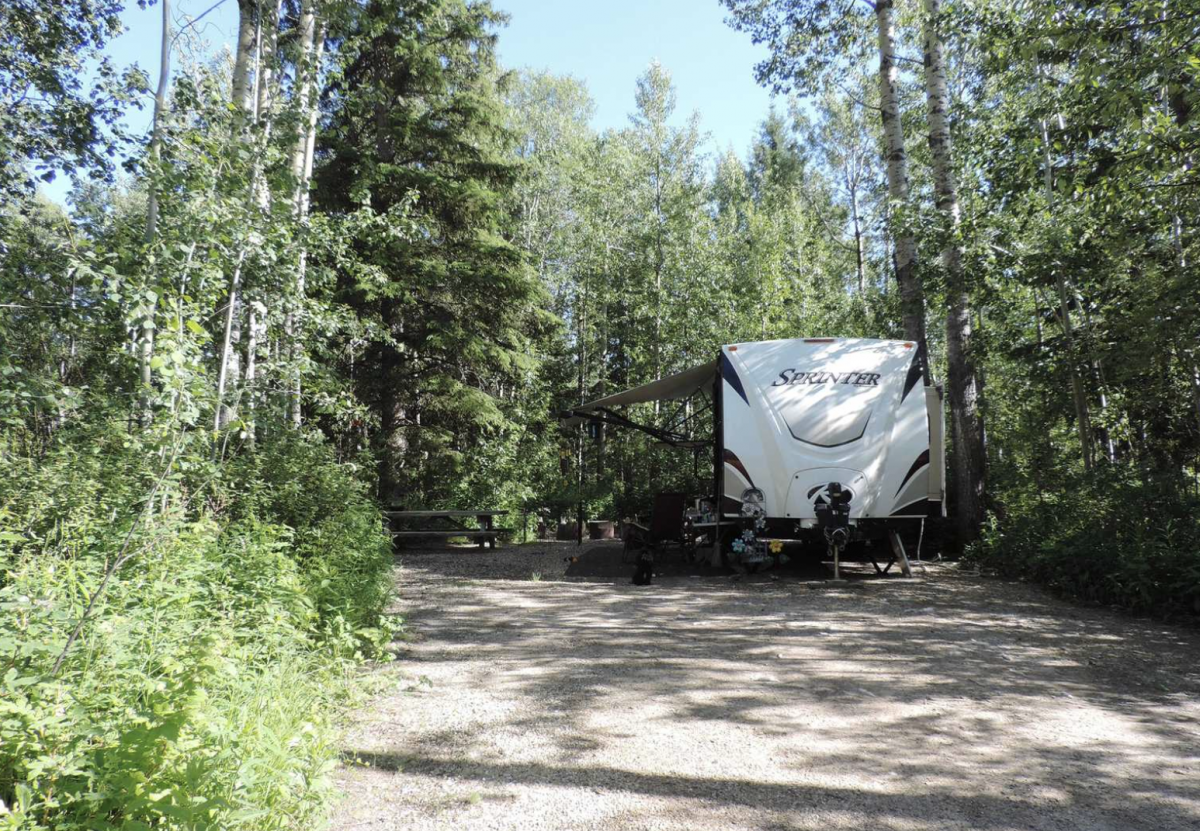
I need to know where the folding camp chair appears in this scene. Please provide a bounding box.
[623,492,690,563]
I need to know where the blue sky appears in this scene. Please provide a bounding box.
[495,0,777,152]
[47,0,778,201]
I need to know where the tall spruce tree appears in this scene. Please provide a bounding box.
[316,0,544,505]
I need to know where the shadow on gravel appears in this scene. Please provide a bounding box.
[339,748,1200,831]
[340,547,1200,830]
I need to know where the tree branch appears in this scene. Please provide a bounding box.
[170,0,232,49]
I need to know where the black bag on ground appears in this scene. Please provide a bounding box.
[632,551,653,585]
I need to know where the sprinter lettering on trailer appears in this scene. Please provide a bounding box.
[771,369,881,387]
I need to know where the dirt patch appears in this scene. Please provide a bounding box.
[329,543,1200,831]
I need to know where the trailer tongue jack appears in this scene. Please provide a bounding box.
[816,482,852,580]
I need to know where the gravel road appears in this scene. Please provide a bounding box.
[329,542,1200,831]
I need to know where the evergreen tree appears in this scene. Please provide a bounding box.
[315,0,546,505]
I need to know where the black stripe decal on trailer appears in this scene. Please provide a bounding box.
[721,352,749,404]
[890,498,930,517]
[901,352,923,403]
[723,449,754,488]
[895,449,930,496]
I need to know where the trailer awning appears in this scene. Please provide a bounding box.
[561,360,717,425]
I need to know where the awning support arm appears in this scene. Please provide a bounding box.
[563,406,702,449]
[664,397,711,435]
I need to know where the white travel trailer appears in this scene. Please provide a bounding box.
[562,337,945,571]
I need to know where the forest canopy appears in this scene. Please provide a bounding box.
[2,0,1199,827]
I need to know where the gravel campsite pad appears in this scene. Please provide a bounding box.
[329,542,1200,831]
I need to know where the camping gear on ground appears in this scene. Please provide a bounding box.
[622,492,690,564]
[587,520,616,540]
[631,550,654,585]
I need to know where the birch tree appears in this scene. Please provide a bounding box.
[919,0,986,541]
[287,0,325,427]
[214,0,263,432]
[140,0,172,422]
[872,0,926,354]
[229,0,258,130]
[627,62,706,390]
[244,0,283,439]
[806,83,884,295]
[724,0,930,358]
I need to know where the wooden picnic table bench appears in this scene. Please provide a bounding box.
[383,509,508,549]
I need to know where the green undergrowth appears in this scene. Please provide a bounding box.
[0,425,397,830]
[969,472,1200,619]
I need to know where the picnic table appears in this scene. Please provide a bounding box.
[383,510,507,549]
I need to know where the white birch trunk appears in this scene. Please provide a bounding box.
[214,251,246,432]
[230,0,258,133]
[921,0,986,542]
[874,0,927,355]
[286,0,324,427]
[245,302,264,444]
[139,0,172,422]
[214,0,262,431]
[144,0,171,245]
[243,0,281,440]
[302,24,325,190]
[250,0,283,212]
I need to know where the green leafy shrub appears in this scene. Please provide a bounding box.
[969,471,1200,618]
[0,424,396,829]
[221,433,395,652]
